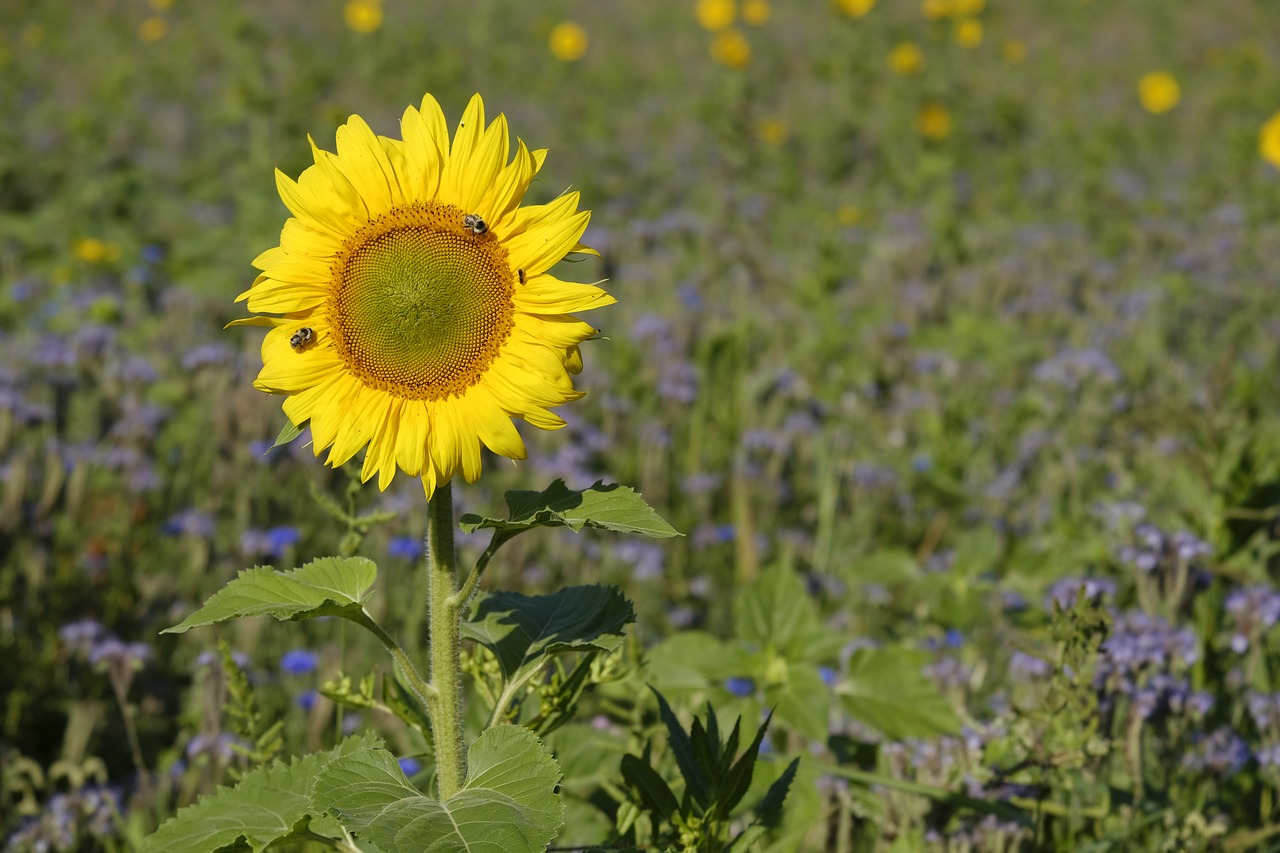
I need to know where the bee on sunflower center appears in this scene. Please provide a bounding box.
[462,213,488,235]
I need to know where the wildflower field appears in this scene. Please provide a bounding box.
[4,0,1280,850]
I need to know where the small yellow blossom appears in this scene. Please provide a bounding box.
[837,204,862,226]
[1002,39,1027,64]
[138,16,168,42]
[916,102,952,140]
[921,0,951,20]
[951,0,984,15]
[836,0,876,18]
[757,118,789,145]
[1260,111,1280,169]
[549,21,588,61]
[696,0,736,31]
[954,18,982,48]
[73,238,121,264]
[888,42,924,75]
[710,28,751,68]
[343,0,382,34]
[1138,71,1180,115]
[742,0,771,25]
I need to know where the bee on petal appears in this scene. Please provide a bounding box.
[290,327,315,352]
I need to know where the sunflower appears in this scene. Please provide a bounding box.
[234,93,614,497]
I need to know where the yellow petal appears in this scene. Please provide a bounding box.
[335,115,395,215]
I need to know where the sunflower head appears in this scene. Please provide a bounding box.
[235,93,614,497]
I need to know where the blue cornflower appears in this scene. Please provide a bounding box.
[295,690,318,711]
[388,536,424,561]
[265,526,300,556]
[399,757,423,777]
[724,677,755,697]
[280,649,318,675]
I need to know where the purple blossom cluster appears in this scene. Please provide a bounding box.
[1044,577,1116,611]
[1225,586,1280,653]
[1094,610,1200,720]
[57,620,151,671]
[1182,728,1251,776]
[4,786,121,853]
[1031,347,1121,391]
[1117,523,1212,574]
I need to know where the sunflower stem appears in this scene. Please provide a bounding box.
[426,480,467,798]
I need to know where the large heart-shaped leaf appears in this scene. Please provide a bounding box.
[462,585,634,686]
[139,733,383,853]
[315,726,563,852]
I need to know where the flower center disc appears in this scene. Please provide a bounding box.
[328,203,514,401]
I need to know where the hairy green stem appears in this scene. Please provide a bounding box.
[427,481,466,797]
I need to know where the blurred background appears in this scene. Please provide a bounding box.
[3,0,1280,849]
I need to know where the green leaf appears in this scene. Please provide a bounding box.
[620,753,679,822]
[651,689,712,808]
[459,479,680,538]
[269,418,304,451]
[769,663,831,742]
[732,568,813,653]
[845,549,919,586]
[950,525,1003,579]
[836,647,961,739]
[644,632,755,693]
[315,726,563,852]
[756,757,800,827]
[462,585,635,686]
[139,733,382,853]
[163,557,377,634]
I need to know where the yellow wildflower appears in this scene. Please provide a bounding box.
[916,102,952,140]
[742,0,771,25]
[1260,111,1280,169]
[888,42,924,75]
[549,22,588,61]
[696,0,736,31]
[1138,71,1180,115]
[836,0,876,18]
[954,18,982,48]
[710,28,751,68]
[138,16,168,41]
[343,0,382,34]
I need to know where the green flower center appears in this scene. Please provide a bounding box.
[328,203,514,401]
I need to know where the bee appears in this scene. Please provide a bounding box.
[462,213,488,235]
[516,267,525,284]
[290,327,315,352]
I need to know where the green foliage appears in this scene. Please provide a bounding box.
[837,647,963,741]
[315,726,564,853]
[140,732,381,853]
[619,690,799,853]
[460,479,681,540]
[463,585,635,730]
[162,557,378,634]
